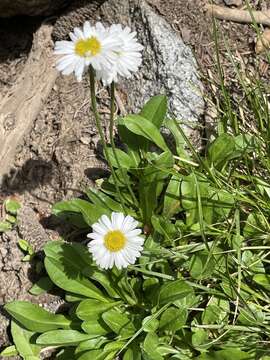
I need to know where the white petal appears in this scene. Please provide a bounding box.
[114,252,128,269]
[87,232,103,241]
[74,58,85,82]
[100,252,111,269]
[95,22,106,33]
[108,255,115,269]
[92,222,107,235]
[122,249,136,264]
[87,239,104,247]
[127,237,144,248]
[121,215,138,232]
[126,229,142,237]
[69,32,77,42]
[111,212,124,229]
[74,27,85,39]
[83,21,92,38]
[100,215,113,230]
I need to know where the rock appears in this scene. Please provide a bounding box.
[223,0,242,6]
[0,0,71,17]
[102,0,204,140]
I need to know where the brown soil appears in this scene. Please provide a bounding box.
[0,0,269,354]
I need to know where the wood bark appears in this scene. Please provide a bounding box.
[0,23,58,180]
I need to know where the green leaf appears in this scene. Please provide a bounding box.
[102,310,136,338]
[151,215,177,243]
[0,221,12,232]
[196,349,250,360]
[181,173,209,226]
[0,345,18,357]
[36,330,95,346]
[142,316,159,333]
[75,337,107,353]
[22,254,32,262]
[85,269,121,299]
[139,151,173,225]
[181,173,233,226]
[192,328,208,350]
[159,307,187,331]
[53,199,110,227]
[208,188,234,224]
[29,277,54,296]
[5,301,71,332]
[189,251,215,280]
[45,256,107,301]
[253,274,270,290]
[6,214,17,223]
[123,346,142,360]
[243,212,268,238]
[159,279,193,305]
[44,241,119,299]
[106,148,137,169]
[86,188,122,212]
[76,299,121,321]
[5,198,21,215]
[208,133,235,169]
[81,317,110,336]
[238,303,265,326]
[120,115,169,152]
[143,332,163,360]
[11,321,40,359]
[18,239,31,252]
[242,250,264,274]
[163,175,181,218]
[202,297,229,325]
[140,95,167,129]
[165,118,190,159]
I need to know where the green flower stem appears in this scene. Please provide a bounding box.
[109,82,139,209]
[89,66,126,212]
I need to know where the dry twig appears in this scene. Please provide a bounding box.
[205,4,270,26]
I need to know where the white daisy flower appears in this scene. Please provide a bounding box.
[54,21,122,82]
[96,24,143,85]
[87,212,144,270]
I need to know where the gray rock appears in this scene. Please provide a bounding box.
[0,0,70,17]
[223,0,242,6]
[101,0,204,138]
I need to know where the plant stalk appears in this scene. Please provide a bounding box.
[89,66,126,211]
[109,82,139,209]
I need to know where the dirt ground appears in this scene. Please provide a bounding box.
[0,0,269,353]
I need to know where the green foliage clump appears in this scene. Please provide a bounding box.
[3,91,270,360]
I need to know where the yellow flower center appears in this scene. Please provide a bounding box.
[104,230,126,252]
[75,37,101,57]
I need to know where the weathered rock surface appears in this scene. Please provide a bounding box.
[102,0,204,137]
